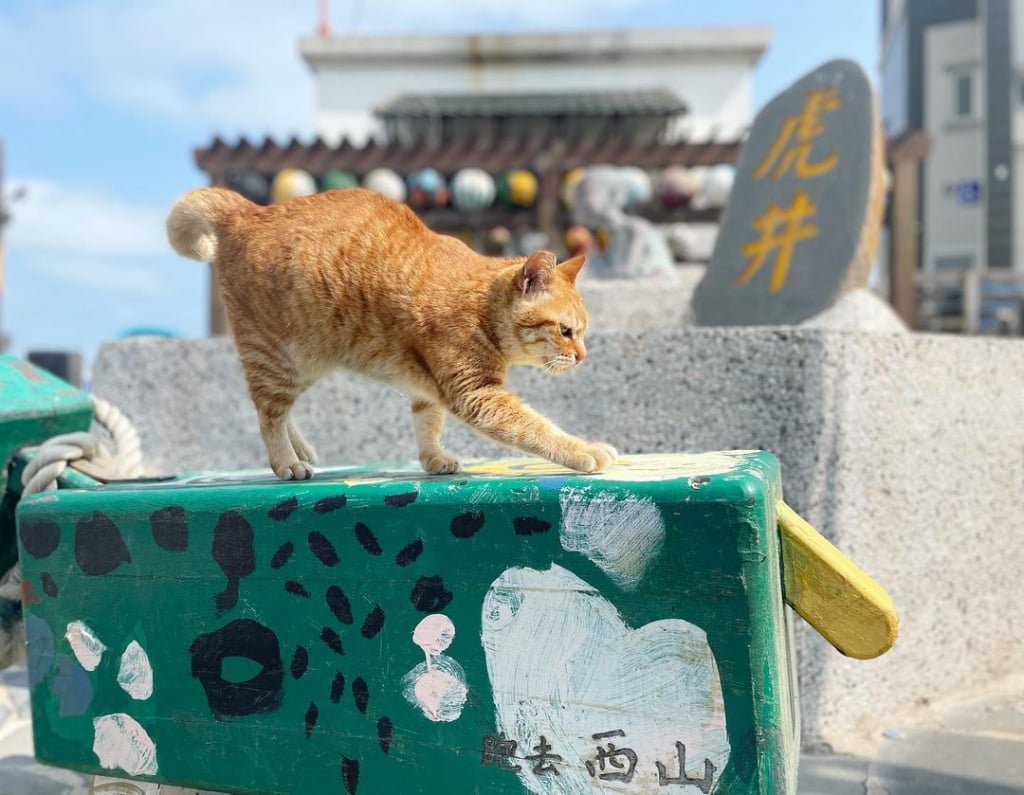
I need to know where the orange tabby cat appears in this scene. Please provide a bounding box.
[166,186,617,480]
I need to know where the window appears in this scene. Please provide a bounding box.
[935,254,974,271]
[953,72,973,119]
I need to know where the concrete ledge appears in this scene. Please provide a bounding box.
[91,328,1024,747]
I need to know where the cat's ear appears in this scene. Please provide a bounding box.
[516,250,557,297]
[558,255,586,284]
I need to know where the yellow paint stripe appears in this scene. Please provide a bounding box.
[777,500,898,660]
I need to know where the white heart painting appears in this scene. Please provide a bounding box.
[481,565,730,794]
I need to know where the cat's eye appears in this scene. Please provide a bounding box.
[560,325,574,339]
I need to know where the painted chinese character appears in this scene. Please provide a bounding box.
[481,732,521,771]
[655,742,716,793]
[735,190,819,294]
[585,730,638,783]
[524,735,563,775]
[754,85,842,180]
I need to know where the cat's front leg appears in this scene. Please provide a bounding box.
[448,386,617,473]
[288,420,318,465]
[411,400,461,475]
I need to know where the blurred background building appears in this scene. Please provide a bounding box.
[299,27,768,145]
[881,0,1024,332]
[194,25,769,333]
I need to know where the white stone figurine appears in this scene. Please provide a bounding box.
[572,166,677,280]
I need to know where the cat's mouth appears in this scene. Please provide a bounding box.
[541,354,578,374]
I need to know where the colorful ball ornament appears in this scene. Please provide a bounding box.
[658,166,700,209]
[497,169,538,208]
[451,167,496,212]
[362,168,407,202]
[560,167,587,208]
[226,171,270,204]
[271,168,316,203]
[407,168,449,208]
[619,166,653,210]
[320,169,359,191]
[702,163,736,208]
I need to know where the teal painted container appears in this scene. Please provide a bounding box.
[0,354,93,479]
[16,452,799,794]
[0,354,93,576]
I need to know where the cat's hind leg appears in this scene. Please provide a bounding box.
[237,344,314,480]
[411,399,461,475]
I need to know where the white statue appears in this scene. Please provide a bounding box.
[572,166,677,280]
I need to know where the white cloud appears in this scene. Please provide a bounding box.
[0,0,675,135]
[0,1,312,135]
[6,179,167,258]
[20,256,166,297]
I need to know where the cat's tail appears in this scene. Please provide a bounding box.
[166,187,251,263]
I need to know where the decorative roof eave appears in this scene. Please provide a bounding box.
[194,131,750,177]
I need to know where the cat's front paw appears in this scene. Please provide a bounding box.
[565,441,618,474]
[273,460,315,481]
[420,450,462,475]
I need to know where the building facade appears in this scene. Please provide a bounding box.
[195,26,770,333]
[298,26,770,145]
[881,0,1023,275]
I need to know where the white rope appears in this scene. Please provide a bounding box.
[20,396,143,497]
[1,396,143,669]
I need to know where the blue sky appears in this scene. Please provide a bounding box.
[1,1,879,373]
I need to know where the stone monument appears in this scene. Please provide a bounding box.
[692,60,885,325]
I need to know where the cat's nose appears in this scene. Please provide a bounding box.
[575,348,586,363]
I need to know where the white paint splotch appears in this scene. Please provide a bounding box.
[559,488,665,591]
[117,640,153,700]
[481,565,730,795]
[66,621,106,672]
[401,656,469,722]
[402,614,467,722]
[412,614,455,659]
[92,713,158,776]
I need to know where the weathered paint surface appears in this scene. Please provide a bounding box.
[558,488,664,591]
[17,452,798,794]
[482,564,730,794]
[66,621,106,672]
[92,713,158,776]
[118,640,154,700]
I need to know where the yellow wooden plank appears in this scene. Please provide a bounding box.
[777,500,898,659]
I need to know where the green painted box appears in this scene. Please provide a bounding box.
[0,354,93,576]
[16,452,798,794]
